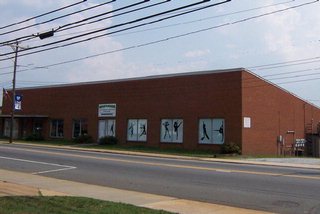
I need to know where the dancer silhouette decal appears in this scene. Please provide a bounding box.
[128,119,147,141]
[201,121,210,141]
[128,121,135,137]
[213,121,224,142]
[173,120,182,140]
[163,121,171,139]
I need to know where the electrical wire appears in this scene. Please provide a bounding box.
[0,0,316,69]
[20,0,230,58]
[1,0,319,93]
[0,0,115,39]
[0,0,227,59]
[249,56,320,70]
[0,0,155,46]
[0,0,166,49]
[55,0,172,34]
[0,0,88,31]
[55,0,155,33]
[3,0,295,46]
[107,0,296,38]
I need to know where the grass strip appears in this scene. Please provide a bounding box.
[0,196,175,214]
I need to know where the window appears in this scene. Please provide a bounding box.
[3,118,18,138]
[50,119,64,138]
[127,119,147,142]
[199,119,224,144]
[73,119,88,138]
[98,120,116,139]
[32,119,43,135]
[160,119,183,143]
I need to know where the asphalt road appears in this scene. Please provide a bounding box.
[0,143,320,214]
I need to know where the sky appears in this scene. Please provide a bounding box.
[0,0,320,107]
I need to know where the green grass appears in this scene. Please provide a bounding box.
[80,144,217,158]
[0,196,175,214]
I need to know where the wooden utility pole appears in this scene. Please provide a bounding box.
[5,42,28,143]
[8,42,19,143]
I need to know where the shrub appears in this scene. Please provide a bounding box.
[25,133,44,141]
[99,136,119,145]
[220,142,241,154]
[73,134,93,144]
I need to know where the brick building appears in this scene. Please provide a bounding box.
[1,68,320,155]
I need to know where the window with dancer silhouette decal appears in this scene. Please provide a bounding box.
[98,120,116,139]
[199,119,224,144]
[161,119,183,143]
[127,119,147,142]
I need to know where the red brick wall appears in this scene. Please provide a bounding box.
[241,71,320,155]
[3,69,318,154]
[2,70,243,149]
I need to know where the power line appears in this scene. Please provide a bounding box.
[0,0,316,69]
[55,0,155,33]
[2,58,320,90]
[21,0,296,44]
[0,0,229,59]
[249,56,320,70]
[0,0,167,52]
[0,0,115,40]
[0,0,298,53]
[125,0,299,38]
[0,0,88,31]
[268,71,320,81]
[0,65,13,70]
[0,0,155,46]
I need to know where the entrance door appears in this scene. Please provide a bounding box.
[98,120,116,139]
[98,120,106,139]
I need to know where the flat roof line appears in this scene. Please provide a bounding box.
[13,68,245,91]
[243,68,320,110]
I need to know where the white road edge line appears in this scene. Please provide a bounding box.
[31,167,77,175]
[0,156,77,175]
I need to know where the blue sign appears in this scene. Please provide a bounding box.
[15,94,22,102]
[14,94,22,110]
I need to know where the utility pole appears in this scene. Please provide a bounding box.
[9,42,19,143]
[6,30,54,143]
[5,41,28,143]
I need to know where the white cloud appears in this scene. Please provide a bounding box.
[19,0,64,8]
[184,49,211,58]
[0,0,8,5]
[261,3,320,61]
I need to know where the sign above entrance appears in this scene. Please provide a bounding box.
[98,104,116,117]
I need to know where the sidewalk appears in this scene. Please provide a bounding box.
[0,169,272,214]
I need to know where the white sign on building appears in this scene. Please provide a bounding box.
[244,117,251,128]
[98,104,116,117]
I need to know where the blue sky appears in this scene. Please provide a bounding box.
[0,0,320,106]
